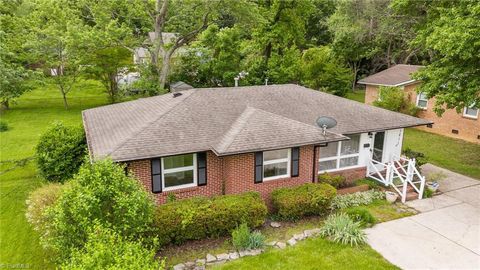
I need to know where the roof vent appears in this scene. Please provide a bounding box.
[316,116,337,135]
[172,92,183,98]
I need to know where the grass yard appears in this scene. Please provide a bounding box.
[0,80,108,268]
[403,128,480,179]
[213,237,398,270]
[345,90,365,103]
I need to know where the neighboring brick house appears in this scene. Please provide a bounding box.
[82,84,429,204]
[358,64,480,144]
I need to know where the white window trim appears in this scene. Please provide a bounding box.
[318,138,361,173]
[416,92,428,109]
[463,106,479,119]
[263,149,291,181]
[161,153,197,191]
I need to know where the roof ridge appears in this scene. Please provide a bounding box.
[107,91,197,157]
[213,106,258,153]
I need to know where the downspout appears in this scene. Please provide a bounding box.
[311,146,318,183]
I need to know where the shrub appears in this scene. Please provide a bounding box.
[320,213,366,246]
[373,86,419,116]
[154,192,267,245]
[331,190,385,210]
[45,159,155,261]
[403,148,428,169]
[271,183,337,221]
[35,122,87,183]
[345,207,376,227]
[25,183,66,236]
[423,187,434,198]
[318,173,345,189]
[62,225,164,270]
[0,121,8,132]
[232,223,265,250]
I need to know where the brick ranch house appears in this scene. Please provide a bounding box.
[82,84,430,204]
[358,64,480,144]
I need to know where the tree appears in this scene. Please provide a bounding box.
[407,1,480,114]
[45,159,155,260]
[301,46,352,96]
[0,1,38,110]
[373,86,418,116]
[28,0,85,109]
[84,47,132,103]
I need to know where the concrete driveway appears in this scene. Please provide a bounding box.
[366,164,480,269]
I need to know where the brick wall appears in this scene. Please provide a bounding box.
[128,145,369,205]
[365,83,480,143]
[128,151,223,204]
[223,146,316,204]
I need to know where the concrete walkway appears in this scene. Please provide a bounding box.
[366,164,480,269]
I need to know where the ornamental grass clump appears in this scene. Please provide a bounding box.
[320,213,366,246]
[231,223,265,250]
[331,190,385,210]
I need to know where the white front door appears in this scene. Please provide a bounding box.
[372,131,386,163]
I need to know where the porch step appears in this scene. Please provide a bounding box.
[405,191,419,201]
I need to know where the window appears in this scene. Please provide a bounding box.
[319,134,361,172]
[463,106,478,119]
[263,149,290,180]
[161,153,197,191]
[416,92,428,109]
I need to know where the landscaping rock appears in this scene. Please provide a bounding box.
[173,263,185,270]
[276,242,286,249]
[287,237,297,246]
[228,252,239,260]
[270,221,281,228]
[293,233,306,241]
[185,261,195,268]
[239,250,248,257]
[195,259,206,266]
[206,254,216,263]
[250,249,263,255]
[193,266,205,270]
[216,253,230,261]
[304,228,321,237]
[267,241,277,246]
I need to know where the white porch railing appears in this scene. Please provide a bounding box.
[367,156,426,203]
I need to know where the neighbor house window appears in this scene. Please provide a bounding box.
[416,92,428,109]
[463,106,478,119]
[263,149,291,180]
[319,134,360,172]
[161,153,197,191]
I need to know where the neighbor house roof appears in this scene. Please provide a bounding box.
[82,84,431,161]
[358,64,424,86]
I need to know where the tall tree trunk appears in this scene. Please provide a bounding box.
[59,86,69,109]
[351,61,359,92]
[159,51,173,91]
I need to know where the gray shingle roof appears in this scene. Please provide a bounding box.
[82,84,431,161]
[358,64,423,86]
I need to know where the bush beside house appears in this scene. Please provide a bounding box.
[271,183,337,220]
[39,159,156,261]
[35,122,87,183]
[154,192,267,245]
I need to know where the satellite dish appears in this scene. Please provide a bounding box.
[316,116,337,135]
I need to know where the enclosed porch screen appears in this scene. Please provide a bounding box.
[263,149,291,180]
[162,153,197,190]
[318,135,360,172]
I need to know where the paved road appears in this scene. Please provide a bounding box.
[366,164,480,270]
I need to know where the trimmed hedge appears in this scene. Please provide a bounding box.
[318,173,345,188]
[271,183,337,220]
[154,192,267,245]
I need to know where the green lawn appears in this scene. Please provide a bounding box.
[403,128,480,179]
[345,90,365,103]
[0,80,108,268]
[214,237,398,270]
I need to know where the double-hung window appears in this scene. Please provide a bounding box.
[416,92,428,109]
[161,153,197,191]
[463,105,478,119]
[318,134,360,172]
[263,149,291,180]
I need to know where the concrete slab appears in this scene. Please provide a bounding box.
[366,218,480,269]
[410,203,480,255]
[445,185,480,208]
[421,163,479,192]
[406,194,462,213]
